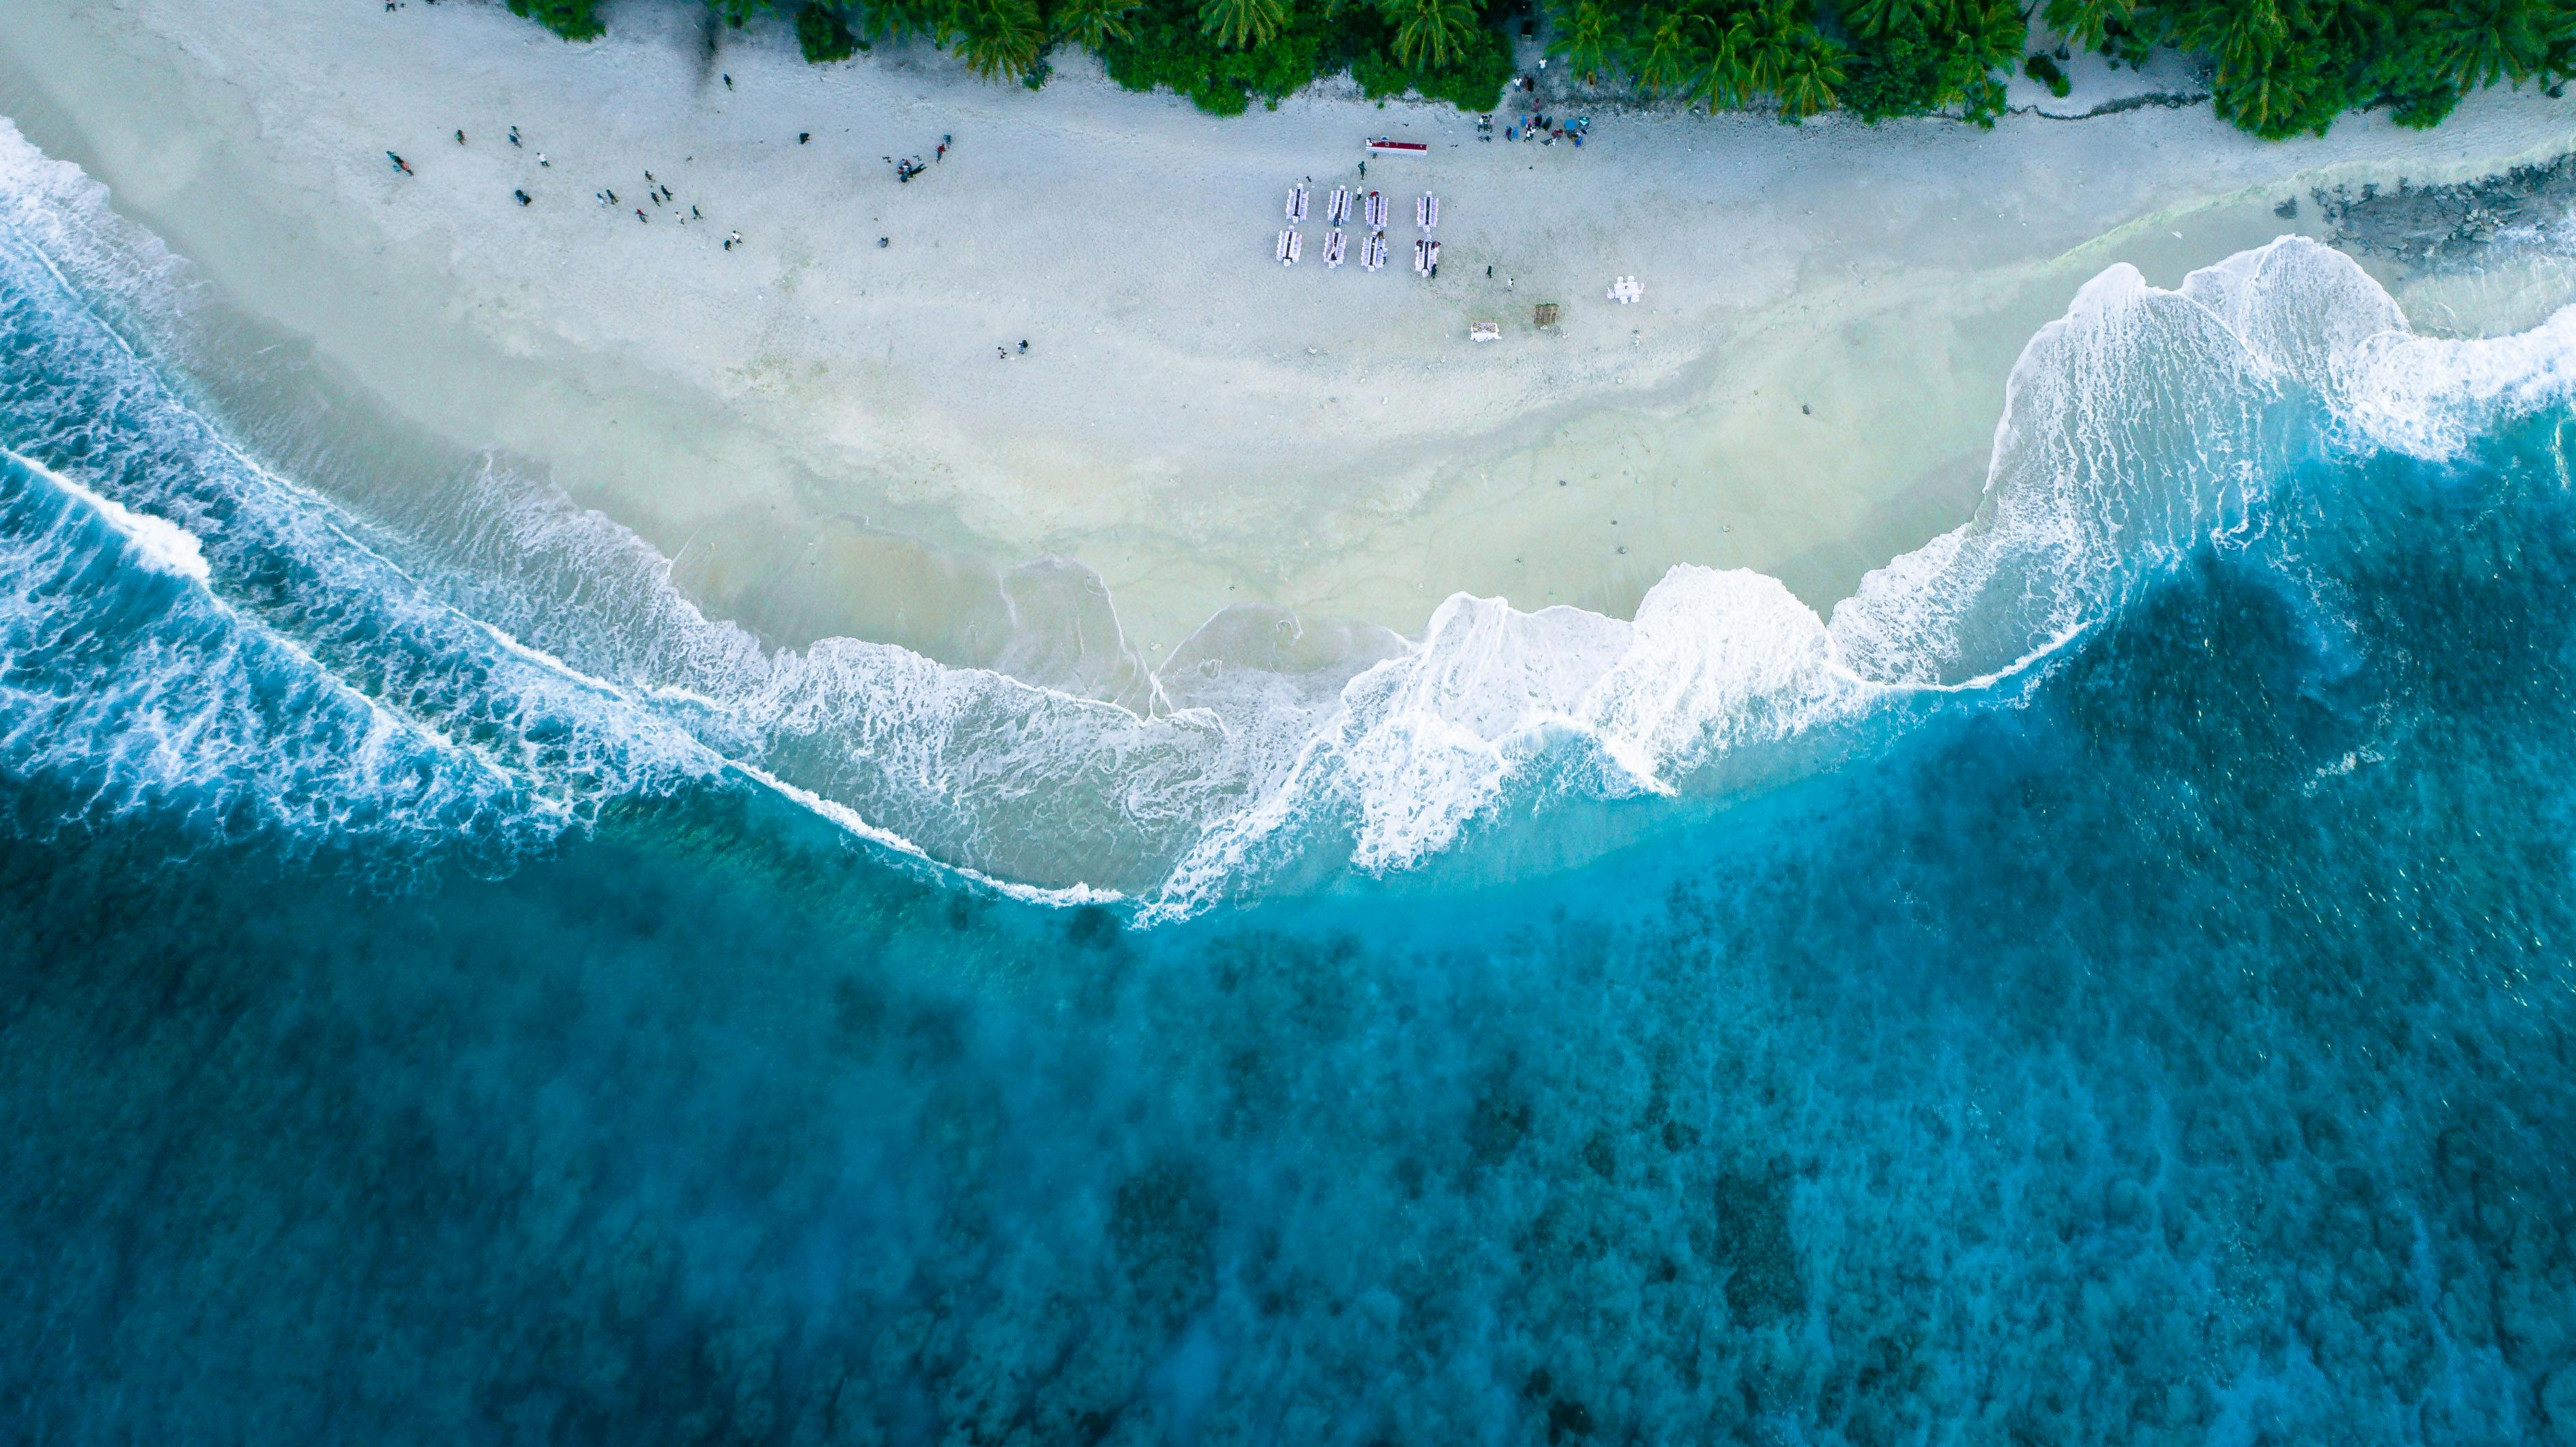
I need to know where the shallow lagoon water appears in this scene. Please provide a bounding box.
[4,128,2576,1444]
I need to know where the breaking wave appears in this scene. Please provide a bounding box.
[4,118,2573,918]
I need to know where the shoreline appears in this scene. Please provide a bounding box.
[4,0,2576,682]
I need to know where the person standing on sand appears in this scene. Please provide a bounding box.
[455,130,465,145]
[509,126,520,147]
[386,152,411,175]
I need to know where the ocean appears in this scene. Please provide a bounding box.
[3,124,2575,1444]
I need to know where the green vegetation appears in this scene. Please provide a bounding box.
[501,0,2576,139]
[2050,0,2576,139]
[506,0,603,41]
[797,3,863,59]
[2023,48,2071,96]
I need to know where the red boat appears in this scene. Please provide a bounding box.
[1365,137,1429,156]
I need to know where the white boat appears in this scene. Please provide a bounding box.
[1324,229,1348,268]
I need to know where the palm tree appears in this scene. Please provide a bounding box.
[957,0,1045,74]
[1777,34,1843,118]
[1688,12,1753,110]
[1387,0,1478,68]
[1200,0,1288,47]
[1051,0,1140,47]
[1551,0,1619,81]
[1746,4,1798,96]
[863,0,950,44]
[2211,0,2285,91]
[1633,8,1695,94]
[2430,0,2555,88]
[1955,0,2026,74]
[2040,0,2132,51]
[1841,0,1918,39]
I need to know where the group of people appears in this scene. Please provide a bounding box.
[386,121,747,250]
[889,135,954,184]
[1505,112,1591,146]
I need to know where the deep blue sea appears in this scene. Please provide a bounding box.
[4,130,2575,1444]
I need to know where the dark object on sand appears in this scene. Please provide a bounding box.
[799,132,811,144]
[514,188,530,205]
[1533,302,1559,326]
[878,237,889,247]
[386,152,412,175]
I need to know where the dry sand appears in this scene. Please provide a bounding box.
[3,0,2574,672]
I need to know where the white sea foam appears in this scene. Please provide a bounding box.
[14,451,210,582]
[5,104,2575,919]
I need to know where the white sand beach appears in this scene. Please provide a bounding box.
[3,0,2575,676]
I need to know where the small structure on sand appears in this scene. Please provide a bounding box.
[1471,321,1500,343]
[1533,302,1561,327]
[1608,275,1643,304]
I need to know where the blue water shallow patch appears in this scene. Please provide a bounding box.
[6,423,2576,1444]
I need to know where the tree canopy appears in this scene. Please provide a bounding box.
[503,0,2576,137]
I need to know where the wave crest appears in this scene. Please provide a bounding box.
[2,107,2568,917]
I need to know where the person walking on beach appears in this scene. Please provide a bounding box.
[455,130,466,145]
[635,208,648,223]
[386,152,412,175]
[509,126,521,147]
[513,188,530,205]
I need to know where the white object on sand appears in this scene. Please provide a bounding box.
[1328,186,1350,226]
[1324,229,1347,268]
[1287,184,1309,224]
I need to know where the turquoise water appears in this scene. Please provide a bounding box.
[5,133,2576,1442]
